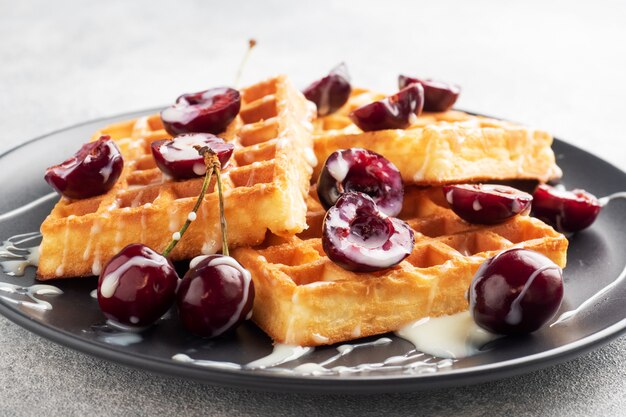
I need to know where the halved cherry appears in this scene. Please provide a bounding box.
[398,75,461,112]
[44,135,123,199]
[303,63,352,116]
[151,134,234,179]
[443,184,532,225]
[317,148,403,216]
[531,184,601,233]
[349,83,424,131]
[160,87,241,136]
[322,192,414,272]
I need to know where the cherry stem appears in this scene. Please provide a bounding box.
[161,147,221,258]
[234,38,257,88]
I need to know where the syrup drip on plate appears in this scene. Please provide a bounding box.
[85,321,144,346]
[0,282,62,311]
[0,232,41,276]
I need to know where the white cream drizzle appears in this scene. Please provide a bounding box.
[246,344,313,369]
[0,232,41,276]
[99,255,169,298]
[0,283,62,311]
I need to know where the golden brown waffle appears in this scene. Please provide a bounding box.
[232,187,568,347]
[313,88,562,185]
[38,75,316,279]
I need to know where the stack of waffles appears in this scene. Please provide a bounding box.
[38,79,568,346]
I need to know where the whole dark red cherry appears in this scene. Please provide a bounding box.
[160,87,241,136]
[318,148,403,217]
[44,135,123,199]
[443,184,532,225]
[151,134,235,179]
[398,75,461,112]
[303,63,352,116]
[177,254,255,338]
[469,248,563,335]
[531,184,601,233]
[322,192,414,272]
[349,83,424,132]
[97,244,179,327]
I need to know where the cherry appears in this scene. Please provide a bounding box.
[151,134,235,179]
[318,148,403,217]
[442,184,532,225]
[177,255,254,338]
[97,244,178,327]
[349,83,424,131]
[531,184,601,233]
[322,192,414,272]
[160,87,241,136]
[303,63,352,116]
[469,248,563,335]
[398,75,461,112]
[44,135,123,199]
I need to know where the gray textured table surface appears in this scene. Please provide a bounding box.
[2,1,626,416]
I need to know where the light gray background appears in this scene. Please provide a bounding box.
[1,1,625,416]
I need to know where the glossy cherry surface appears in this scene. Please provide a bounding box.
[349,83,424,131]
[151,134,235,179]
[398,75,461,112]
[531,184,601,233]
[443,184,532,224]
[177,255,254,338]
[322,192,414,272]
[44,135,123,199]
[318,148,403,216]
[97,244,178,327]
[161,87,241,136]
[303,63,352,116]
[469,248,563,335]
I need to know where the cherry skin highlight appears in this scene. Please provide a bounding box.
[469,248,563,335]
[44,135,123,199]
[151,134,234,179]
[349,83,424,131]
[442,184,532,224]
[303,63,352,116]
[398,75,461,112]
[160,87,241,136]
[97,244,179,327]
[177,255,255,338]
[531,184,601,233]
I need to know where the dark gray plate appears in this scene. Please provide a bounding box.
[1,110,625,393]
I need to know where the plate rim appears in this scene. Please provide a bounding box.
[1,109,625,393]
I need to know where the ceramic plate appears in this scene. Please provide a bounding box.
[1,110,625,393]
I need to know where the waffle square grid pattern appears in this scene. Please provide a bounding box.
[233,187,568,347]
[38,75,317,279]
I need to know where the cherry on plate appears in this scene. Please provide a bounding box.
[349,83,424,131]
[318,148,403,216]
[398,75,460,112]
[151,134,235,179]
[443,184,532,224]
[177,254,255,338]
[161,87,241,136]
[303,63,352,116]
[44,135,123,200]
[322,192,414,272]
[97,244,179,327]
[531,184,601,233]
[469,248,563,335]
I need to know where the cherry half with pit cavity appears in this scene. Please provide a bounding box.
[151,134,235,179]
[349,83,424,132]
[443,184,532,225]
[398,75,461,112]
[160,87,241,136]
[531,184,601,233]
[469,248,563,335]
[177,255,254,338]
[44,135,123,200]
[303,63,352,116]
[97,244,178,327]
[318,148,404,217]
[322,192,414,272]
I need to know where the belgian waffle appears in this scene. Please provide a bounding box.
[232,187,568,346]
[38,75,316,279]
[313,88,562,185]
